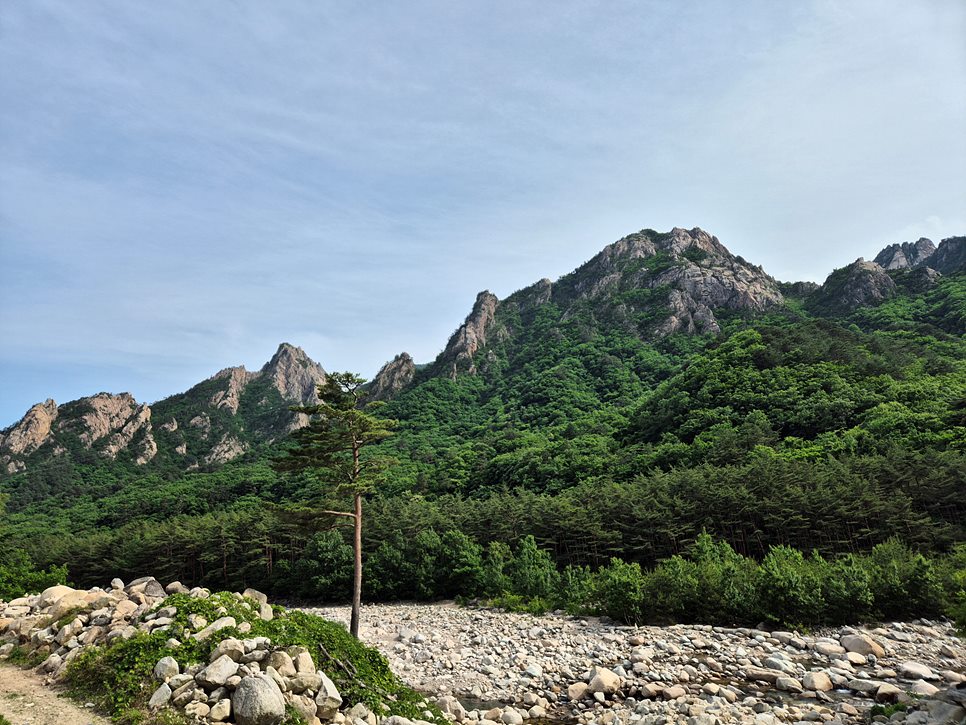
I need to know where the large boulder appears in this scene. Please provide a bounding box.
[587,666,621,695]
[232,675,286,725]
[840,633,885,658]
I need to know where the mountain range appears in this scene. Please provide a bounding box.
[2,227,963,479]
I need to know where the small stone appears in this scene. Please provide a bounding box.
[568,682,589,700]
[154,655,180,682]
[185,701,211,718]
[501,710,524,725]
[148,683,172,710]
[210,698,232,721]
[587,666,621,695]
[197,655,240,688]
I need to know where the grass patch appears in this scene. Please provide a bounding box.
[4,645,46,668]
[0,714,13,725]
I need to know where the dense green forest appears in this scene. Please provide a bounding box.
[1,262,964,626]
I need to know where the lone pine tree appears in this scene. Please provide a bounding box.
[274,372,396,637]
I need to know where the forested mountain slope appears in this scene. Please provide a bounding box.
[1,227,963,603]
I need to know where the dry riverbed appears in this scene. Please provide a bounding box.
[301,603,966,725]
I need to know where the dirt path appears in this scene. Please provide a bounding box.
[0,664,111,725]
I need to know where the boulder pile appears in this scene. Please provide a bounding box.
[0,579,434,725]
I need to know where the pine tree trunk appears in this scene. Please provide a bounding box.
[351,490,362,638]
[350,438,362,638]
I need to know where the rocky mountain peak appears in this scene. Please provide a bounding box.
[440,291,501,378]
[367,353,417,401]
[0,399,58,472]
[873,238,937,270]
[260,342,326,405]
[809,258,897,313]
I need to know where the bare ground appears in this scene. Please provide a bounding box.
[0,663,111,725]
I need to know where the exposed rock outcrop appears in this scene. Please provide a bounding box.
[209,367,257,414]
[810,258,897,313]
[367,353,416,401]
[440,291,501,377]
[261,342,326,405]
[874,238,937,270]
[0,399,58,457]
[930,236,966,275]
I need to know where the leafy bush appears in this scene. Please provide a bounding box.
[0,548,68,600]
[592,558,646,624]
[507,535,559,599]
[755,546,825,627]
[868,538,944,619]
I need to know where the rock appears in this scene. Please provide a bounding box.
[124,576,166,599]
[315,671,343,719]
[776,677,804,693]
[110,578,125,590]
[243,588,269,605]
[154,655,180,681]
[501,710,523,725]
[900,661,938,680]
[744,667,782,684]
[193,616,237,641]
[803,672,833,692]
[197,655,241,688]
[663,685,687,700]
[874,238,936,270]
[875,683,901,702]
[211,637,246,662]
[587,666,621,695]
[232,674,287,725]
[840,634,886,658]
[813,642,846,657]
[567,682,589,700]
[148,683,172,710]
[210,698,232,721]
[848,678,883,695]
[367,353,417,401]
[185,701,211,719]
[909,680,939,697]
[37,584,76,608]
[165,580,188,594]
[267,650,297,677]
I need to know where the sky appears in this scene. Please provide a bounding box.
[1,0,964,427]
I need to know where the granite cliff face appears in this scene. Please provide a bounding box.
[873,238,937,270]
[0,343,326,476]
[929,236,966,275]
[367,353,416,401]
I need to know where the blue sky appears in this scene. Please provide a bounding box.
[1,0,964,426]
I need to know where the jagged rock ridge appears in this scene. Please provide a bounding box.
[0,343,326,476]
[873,238,937,270]
[435,227,784,377]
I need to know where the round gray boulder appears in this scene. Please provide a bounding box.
[231,674,286,725]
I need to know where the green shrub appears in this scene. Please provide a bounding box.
[593,558,646,624]
[507,535,559,599]
[557,564,595,615]
[646,555,701,623]
[813,552,874,624]
[756,545,825,627]
[868,538,944,620]
[0,548,68,600]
